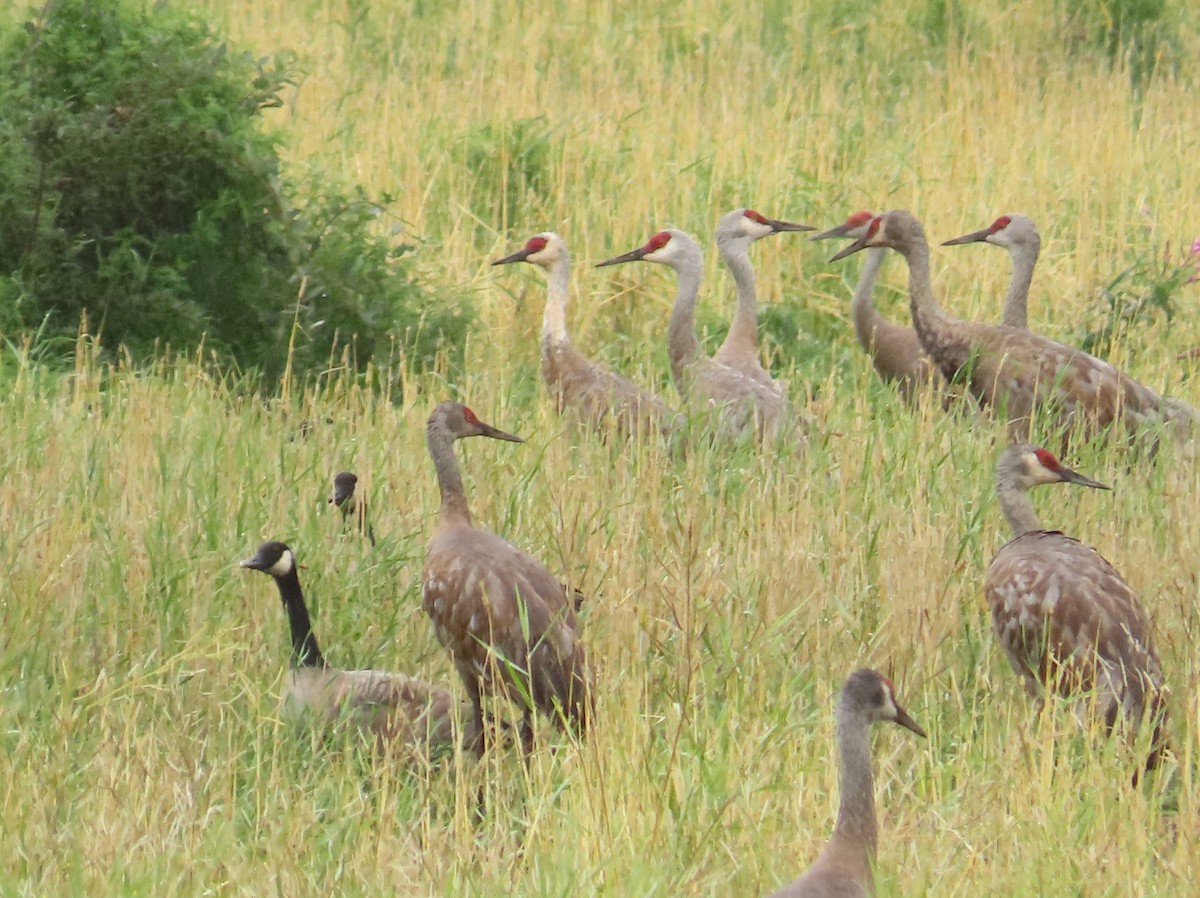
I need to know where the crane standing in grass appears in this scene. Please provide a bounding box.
[597,229,803,445]
[985,444,1169,771]
[767,669,925,898]
[812,210,943,402]
[830,210,1199,443]
[712,208,813,396]
[493,232,684,442]
[421,401,591,757]
[941,213,1040,330]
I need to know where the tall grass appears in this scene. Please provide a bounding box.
[2,0,1199,894]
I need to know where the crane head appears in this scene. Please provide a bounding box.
[719,208,814,243]
[1000,444,1111,492]
[429,401,524,443]
[492,233,564,267]
[827,215,883,261]
[943,214,1039,252]
[810,210,876,241]
[844,669,926,737]
[596,229,686,267]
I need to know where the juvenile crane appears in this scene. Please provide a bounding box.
[812,210,941,401]
[329,471,375,547]
[493,233,684,441]
[942,214,1039,330]
[421,401,591,754]
[596,229,801,444]
[984,445,1169,770]
[768,669,925,898]
[830,211,1199,443]
[241,540,476,757]
[712,208,813,395]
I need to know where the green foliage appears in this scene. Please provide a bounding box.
[460,117,553,234]
[1076,239,1200,356]
[0,0,469,383]
[1058,0,1180,86]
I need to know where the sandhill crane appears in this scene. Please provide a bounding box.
[767,669,924,898]
[493,233,684,442]
[421,401,591,755]
[329,471,375,546]
[830,211,1199,444]
[812,211,942,402]
[985,445,1169,770]
[942,214,1039,330]
[596,229,802,445]
[712,208,813,395]
[240,540,477,757]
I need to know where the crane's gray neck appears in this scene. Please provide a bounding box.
[851,247,887,352]
[896,228,955,350]
[1001,242,1037,330]
[274,569,326,669]
[718,237,759,358]
[542,254,571,345]
[833,710,878,863]
[997,468,1041,536]
[427,422,471,526]
[666,249,705,390]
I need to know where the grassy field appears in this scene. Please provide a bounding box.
[3,0,1200,894]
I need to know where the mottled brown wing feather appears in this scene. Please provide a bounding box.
[286,667,472,755]
[985,531,1166,730]
[543,341,683,439]
[423,526,591,732]
[928,321,1196,438]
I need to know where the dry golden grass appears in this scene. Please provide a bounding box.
[3,0,1200,895]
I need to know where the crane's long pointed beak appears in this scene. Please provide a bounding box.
[595,247,646,268]
[941,227,992,246]
[810,223,853,241]
[480,422,524,443]
[829,233,872,262]
[1059,466,1111,491]
[492,248,532,266]
[894,705,926,738]
[767,218,815,233]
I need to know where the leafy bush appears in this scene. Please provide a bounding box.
[0,0,470,383]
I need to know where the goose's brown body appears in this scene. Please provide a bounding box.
[241,541,475,758]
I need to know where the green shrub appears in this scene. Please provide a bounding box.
[0,0,470,383]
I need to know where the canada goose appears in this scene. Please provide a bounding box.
[241,540,477,757]
[328,471,376,546]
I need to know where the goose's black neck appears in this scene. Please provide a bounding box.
[273,568,326,668]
